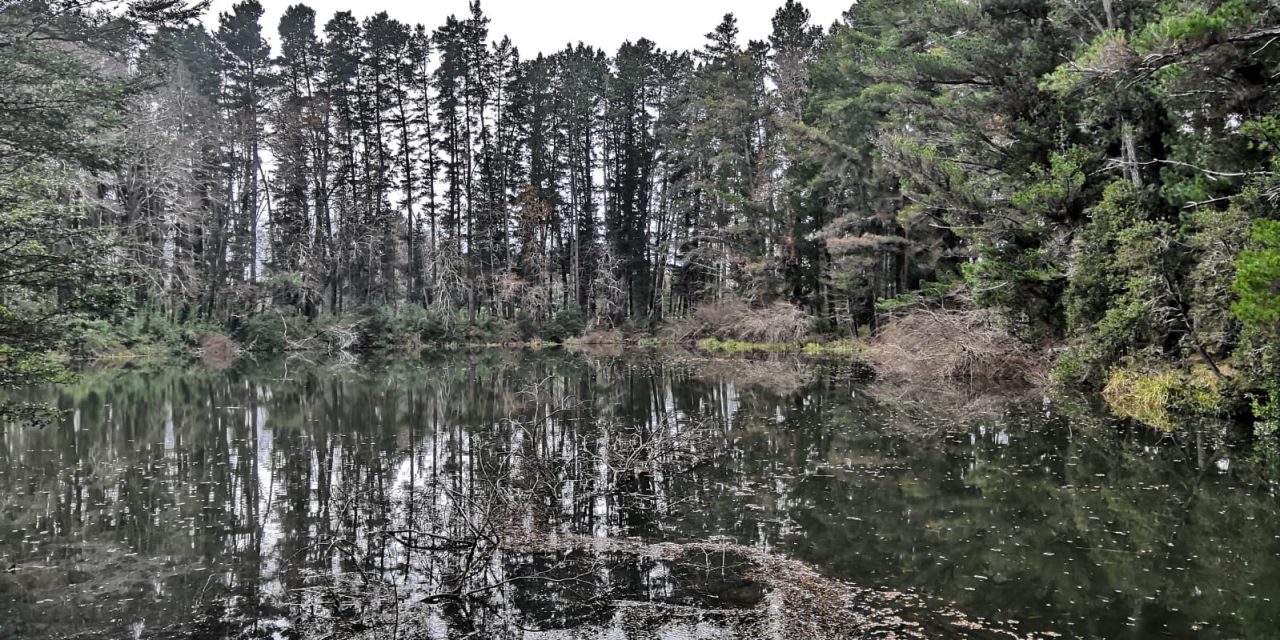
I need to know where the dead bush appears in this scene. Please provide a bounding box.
[564,329,627,358]
[197,334,240,369]
[865,309,1048,385]
[677,299,813,344]
[568,328,624,345]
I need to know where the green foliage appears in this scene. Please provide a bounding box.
[1187,203,1252,356]
[354,305,575,351]
[1132,0,1259,52]
[1064,182,1144,331]
[1051,349,1090,386]
[0,1,205,424]
[0,3,133,169]
[358,304,447,351]
[1012,151,1090,218]
[831,0,1078,336]
[1041,31,1128,95]
[1242,114,1280,153]
[1231,220,1280,336]
[236,311,299,353]
[0,170,126,423]
[7,0,1280,435]
[1253,387,1280,436]
[537,306,587,344]
[461,308,521,344]
[1236,333,1280,435]
[875,291,927,315]
[79,312,222,358]
[266,271,308,299]
[1059,183,1188,385]
[875,277,963,315]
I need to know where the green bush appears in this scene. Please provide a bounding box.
[236,311,300,353]
[78,310,222,358]
[1059,182,1184,385]
[1237,334,1280,435]
[406,305,448,342]
[357,305,447,351]
[516,311,540,340]
[1229,220,1280,432]
[513,306,589,343]
[540,306,586,343]
[1252,387,1279,436]
[357,306,398,351]
[1052,349,1090,385]
[1232,219,1280,337]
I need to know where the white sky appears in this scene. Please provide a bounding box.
[203,0,853,57]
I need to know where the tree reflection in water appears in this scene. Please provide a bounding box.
[1,350,1277,639]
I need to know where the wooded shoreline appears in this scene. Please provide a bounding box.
[3,1,1279,429]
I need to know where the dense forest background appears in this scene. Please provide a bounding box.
[2,0,1279,426]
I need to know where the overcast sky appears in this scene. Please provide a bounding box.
[203,0,853,57]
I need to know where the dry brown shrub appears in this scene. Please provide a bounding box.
[572,328,624,344]
[198,334,240,369]
[689,299,751,338]
[866,309,1048,385]
[565,329,627,358]
[679,299,813,343]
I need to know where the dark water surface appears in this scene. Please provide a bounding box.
[2,350,1278,639]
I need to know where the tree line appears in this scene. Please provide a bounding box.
[2,0,1279,422]
[87,0,829,329]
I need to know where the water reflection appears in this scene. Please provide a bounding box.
[1,351,1277,639]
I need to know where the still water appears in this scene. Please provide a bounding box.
[1,350,1278,639]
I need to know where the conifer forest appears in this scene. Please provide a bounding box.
[3,1,1280,639]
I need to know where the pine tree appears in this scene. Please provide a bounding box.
[272,3,323,312]
[322,11,362,311]
[362,12,412,303]
[604,39,665,321]
[216,0,272,295]
[407,25,436,304]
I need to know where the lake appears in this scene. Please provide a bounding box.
[1,350,1277,639]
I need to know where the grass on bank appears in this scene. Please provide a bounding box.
[1102,365,1236,432]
